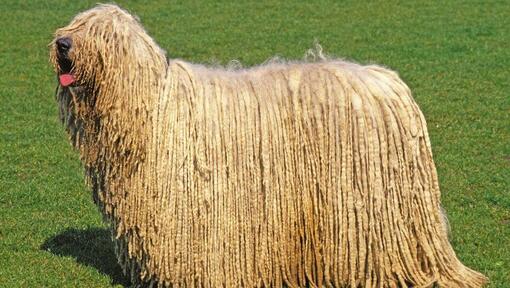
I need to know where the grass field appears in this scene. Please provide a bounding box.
[0,0,508,287]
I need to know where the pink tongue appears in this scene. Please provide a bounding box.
[59,74,75,87]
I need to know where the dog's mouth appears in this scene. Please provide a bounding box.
[58,59,76,87]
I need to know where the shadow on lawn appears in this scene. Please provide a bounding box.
[41,227,130,287]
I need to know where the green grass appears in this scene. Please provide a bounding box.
[0,0,508,287]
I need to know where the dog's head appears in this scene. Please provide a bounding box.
[50,4,166,91]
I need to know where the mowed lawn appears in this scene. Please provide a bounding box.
[0,0,508,287]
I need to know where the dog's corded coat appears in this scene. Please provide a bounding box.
[50,4,487,287]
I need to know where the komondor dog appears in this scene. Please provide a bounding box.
[50,4,486,288]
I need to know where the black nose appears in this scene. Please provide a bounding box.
[56,37,72,53]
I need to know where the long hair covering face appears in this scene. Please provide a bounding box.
[51,4,487,287]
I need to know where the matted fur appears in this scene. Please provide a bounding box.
[50,4,487,287]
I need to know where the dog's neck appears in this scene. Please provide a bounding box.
[58,82,157,192]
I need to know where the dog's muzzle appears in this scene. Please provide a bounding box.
[55,37,76,87]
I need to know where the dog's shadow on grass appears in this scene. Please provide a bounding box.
[41,227,130,287]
